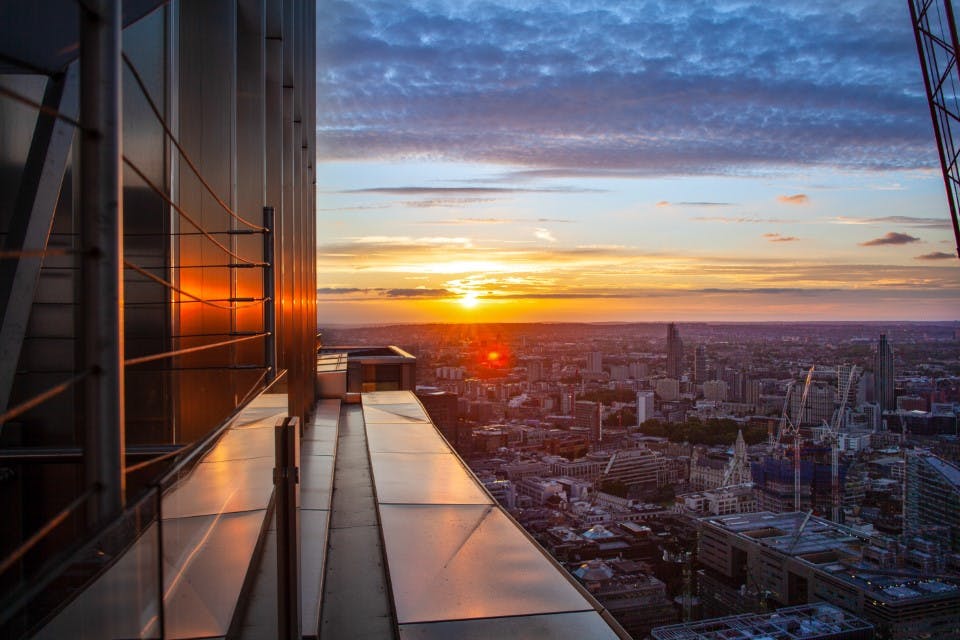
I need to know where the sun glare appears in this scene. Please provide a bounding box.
[459,291,480,308]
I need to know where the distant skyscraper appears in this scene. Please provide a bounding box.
[575,400,602,449]
[636,391,655,426]
[666,323,683,379]
[874,334,895,412]
[527,358,544,383]
[694,344,707,384]
[586,351,603,374]
[703,380,728,402]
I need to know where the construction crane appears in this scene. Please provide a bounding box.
[820,365,859,523]
[775,366,815,512]
[909,0,960,259]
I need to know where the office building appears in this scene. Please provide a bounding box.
[703,380,728,402]
[587,351,604,374]
[693,345,707,384]
[601,448,662,493]
[666,323,683,379]
[575,400,602,448]
[875,334,895,412]
[905,451,960,552]
[655,378,680,402]
[637,391,655,426]
[652,603,874,640]
[698,512,960,639]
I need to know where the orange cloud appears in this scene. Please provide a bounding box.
[763,233,799,242]
[777,194,809,204]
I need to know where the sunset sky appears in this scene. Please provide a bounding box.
[316,0,959,324]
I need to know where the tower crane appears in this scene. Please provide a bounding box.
[775,366,815,512]
[819,366,859,523]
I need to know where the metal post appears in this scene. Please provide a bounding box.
[274,415,300,638]
[263,206,276,381]
[79,0,125,524]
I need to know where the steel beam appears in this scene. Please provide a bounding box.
[0,68,78,418]
[79,0,125,522]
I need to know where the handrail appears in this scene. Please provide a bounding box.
[0,368,288,636]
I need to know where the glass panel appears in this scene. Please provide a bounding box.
[362,404,429,424]
[379,505,591,624]
[162,456,275,519]
[32,494,162,640]
[161,510,267,639]
[366,422,451,454]
[362,390,419,404]
[370,453,492,505]
[398,611,622,640]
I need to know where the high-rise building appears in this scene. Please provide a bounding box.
[666,323,683,378]
[526,358,544,383]
[694,344,708,384]
[790,381,836,426]
[703,380,728,402]
[575,400,602,448]
[874,333,895,411]
[655,377,680,402]
[905,451,960,551]
[629,361,649,379]
[586,351,604,374]
[636,391,655,426]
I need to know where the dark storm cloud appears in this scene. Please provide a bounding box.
[317,1,934,174]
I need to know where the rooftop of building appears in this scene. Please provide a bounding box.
[651,602,873,640]
[10,345,637,638]
[702,511,960,605]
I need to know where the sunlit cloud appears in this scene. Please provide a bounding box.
[348,235,473,247]
[341,185,597,195]
[694,216,799,224]
[657,201,733,207]
[763,233,799,242]
[401,198,499,208]
[830,215,951,229]
[860,232,921,246]
[534,227,557,242]
[777,194,809,205]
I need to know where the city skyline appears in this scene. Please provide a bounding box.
[316,1,958,324]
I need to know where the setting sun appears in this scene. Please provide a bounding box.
[459,291,480,309]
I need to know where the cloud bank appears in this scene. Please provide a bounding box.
[318,0,935,175]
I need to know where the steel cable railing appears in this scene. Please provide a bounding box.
[0,369,93,425]
[121,52,267,232]
[0,65,278,592]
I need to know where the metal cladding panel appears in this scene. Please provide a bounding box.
[379,504,593,624]
[175,0,239,440]
[122,9,173,444]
